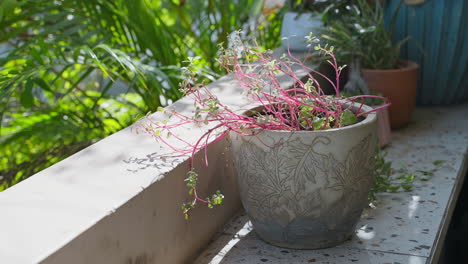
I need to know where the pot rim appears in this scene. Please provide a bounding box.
[238,102,377,134]
[361,60,419,73]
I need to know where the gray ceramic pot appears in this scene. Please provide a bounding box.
[230,104,378,249]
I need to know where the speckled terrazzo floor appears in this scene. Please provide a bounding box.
[194,104,468,264]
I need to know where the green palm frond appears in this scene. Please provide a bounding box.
[0,0,282,189]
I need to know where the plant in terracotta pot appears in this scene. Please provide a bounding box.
[135,34,390,249]
[320,0,419,129]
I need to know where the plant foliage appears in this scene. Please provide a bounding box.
[320,0,406,69]
[0,0,282,190]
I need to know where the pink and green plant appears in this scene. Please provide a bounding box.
[135,34,390,219]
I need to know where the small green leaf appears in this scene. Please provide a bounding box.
[402,184,412,191]
[405,173,415,183]
[20,80,34,108]
[212,191,224,205]
[433,160,446,166]
[34,78,52,92]
[339,110,358,126]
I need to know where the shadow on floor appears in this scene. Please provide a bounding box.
[441,169,468,263]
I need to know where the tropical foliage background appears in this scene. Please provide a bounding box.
[0,0,284,190]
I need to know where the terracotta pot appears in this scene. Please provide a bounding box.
[362,61,419,129]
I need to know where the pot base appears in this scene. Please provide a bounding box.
[250,210,361,249]
[255,228,354,250]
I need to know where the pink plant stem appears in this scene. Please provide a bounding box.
[189,122,230,170]
[286,48,340,96]
[193,188,209,204]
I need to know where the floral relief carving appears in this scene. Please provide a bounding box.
[233,133,374,241]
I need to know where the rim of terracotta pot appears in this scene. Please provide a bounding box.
[239,102,377,134]
[361,60,419,73]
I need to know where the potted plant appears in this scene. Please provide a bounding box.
[136,35,389,249]
[320,0,419,129]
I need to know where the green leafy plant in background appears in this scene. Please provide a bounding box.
[0,0,283,190]
[0,93,146,189]
[320,0,406,69]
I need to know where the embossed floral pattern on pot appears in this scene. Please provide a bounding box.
[230,105,377,249]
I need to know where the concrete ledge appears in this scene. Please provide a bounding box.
[0,76,244,264]
[0,49,312,263]
[41,136,241,264]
